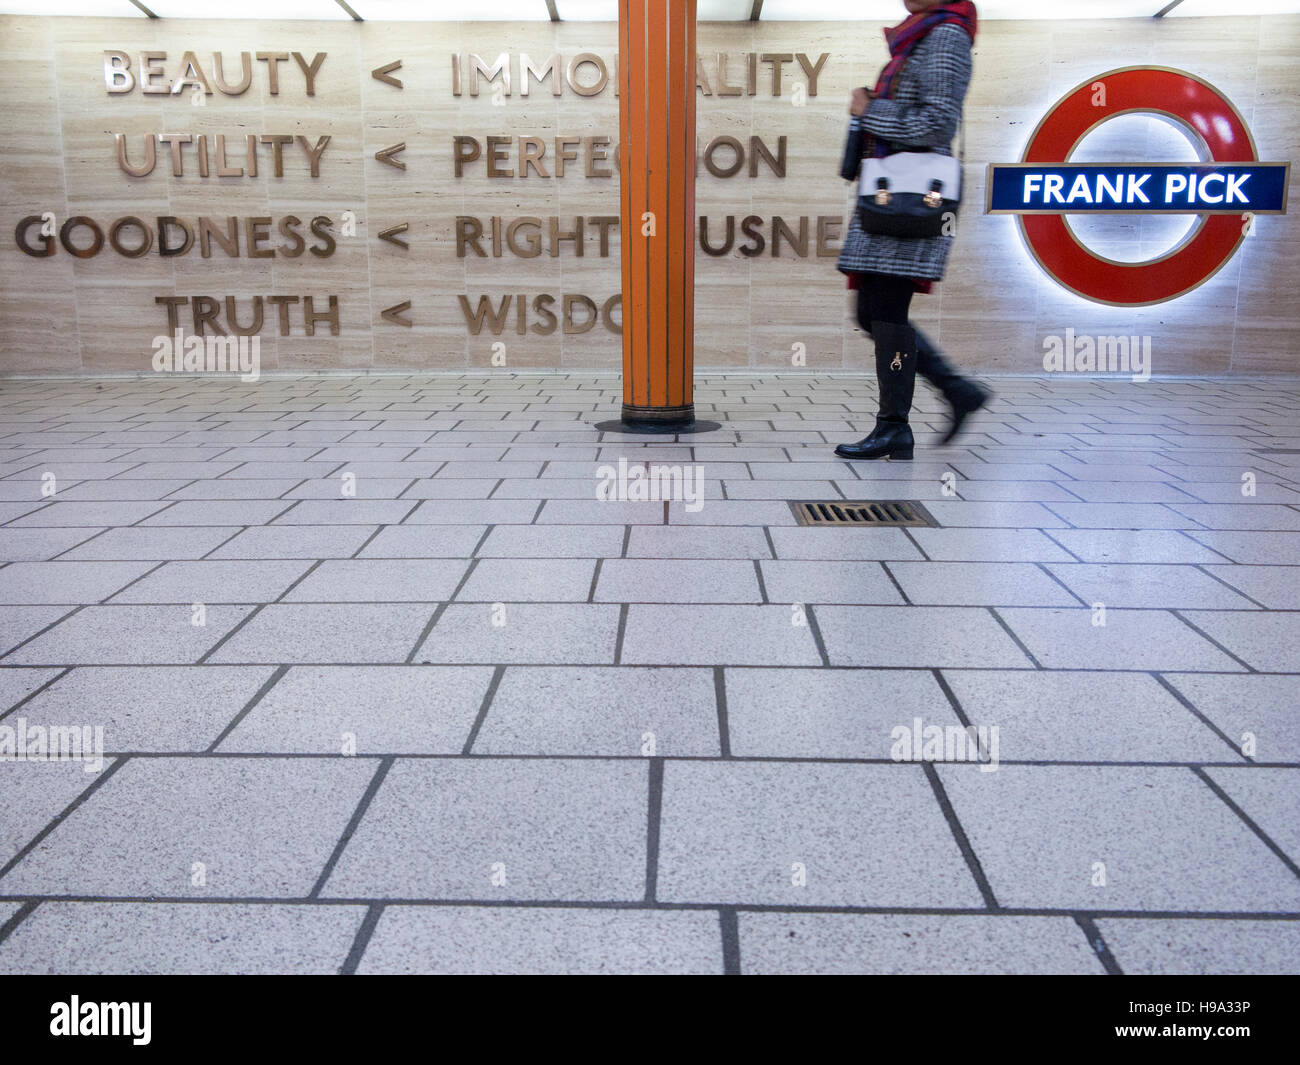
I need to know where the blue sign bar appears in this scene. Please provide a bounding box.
[986,163,1290,214]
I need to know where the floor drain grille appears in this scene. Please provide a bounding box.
[788,499,938,528]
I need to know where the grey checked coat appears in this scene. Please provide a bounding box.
[836,22,973,281]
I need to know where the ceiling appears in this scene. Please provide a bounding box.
[0,0,1297,19]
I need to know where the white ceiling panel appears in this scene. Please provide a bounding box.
[0,0,145,14]
[1168,0,1300,14]
[144,0,351,17]
[352,0,549,17]
[760,0,1159,18]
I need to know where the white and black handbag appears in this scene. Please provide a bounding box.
[856,148,962,239]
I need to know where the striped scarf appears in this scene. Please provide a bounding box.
[865,1,978,158]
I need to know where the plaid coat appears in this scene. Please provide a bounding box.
[836,22,973,281]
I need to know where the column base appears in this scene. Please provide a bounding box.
[593,404,720,435]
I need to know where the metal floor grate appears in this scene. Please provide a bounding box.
[788,499,938,527]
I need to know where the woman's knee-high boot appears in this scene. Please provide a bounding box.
[913,325,990,445]
[835,321,917,461]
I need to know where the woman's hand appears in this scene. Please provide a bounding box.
[849,87,875,116]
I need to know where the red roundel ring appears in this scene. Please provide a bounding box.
[1018,66,1257,306]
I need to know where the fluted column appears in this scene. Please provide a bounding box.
[617,0,697,430]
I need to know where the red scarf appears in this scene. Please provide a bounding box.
[866,2,978,159]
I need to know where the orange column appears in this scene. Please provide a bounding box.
[618,0,696,430]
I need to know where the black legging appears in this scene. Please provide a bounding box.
[854,272,915,330]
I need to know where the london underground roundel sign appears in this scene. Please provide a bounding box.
[986,67,1290,307]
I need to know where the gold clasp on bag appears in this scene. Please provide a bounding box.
[874,178,891,206]
[890,352,905,371]
[923,190,943,208]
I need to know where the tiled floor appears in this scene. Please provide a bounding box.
[0,371,1298,975]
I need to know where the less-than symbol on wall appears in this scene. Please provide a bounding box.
[371,60,403,89]
[379,223,410,249]
[375,142,407,171]
[381,300,413,327]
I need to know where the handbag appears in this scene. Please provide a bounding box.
[856,149,962,238]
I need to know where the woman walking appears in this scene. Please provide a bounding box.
[835,0,988,461]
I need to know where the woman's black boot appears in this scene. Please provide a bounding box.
[913,326,990,445]
[835,320,917,461]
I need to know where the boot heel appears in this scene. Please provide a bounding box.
[887,445,914,461]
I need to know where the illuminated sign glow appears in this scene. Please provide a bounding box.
[987,163,1289,214]
[989,66,1292,307]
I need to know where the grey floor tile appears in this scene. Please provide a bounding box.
[359,525,487,558]
[1161,673,1300,761]
[997,607,1246,671]
[282,559,468,603]
[1204,767,1300,866]
[888,561,1079,606]
[290,477,417,499]
[356,906,723,974]
[57,527,240,561]
[1096,918,1300,975]
[4,606,252,665]
[414,603,620,665]
[535,500,665,525]
[1048,530,1231,564]
[208,604,433,664]
[456,558,596,602]
[922,501,1070,529]
[937,764,1300,910]
[657,762,984,907]
[621,605,822,666]
[759,560,905,605]
[1042,502,1196,530]
[816,606,1034,668]
[668,500,798,526]
[219,665,494,754]
[20,665,277,751]
[6,501,169,527]
[909,528,1076,563]
[474,665,718,756]
[626,526,772,560]
[107,560,313,604]
[945,670,1237,762]
[739,913,1103,974]
[1200,565,1300,609]
[477,525,624,559]
[1178,610,1300,672]
[0,562,155,605]
[1168,504,1300,531]
[0,529,104,562]
[1044,563,1257,609]
[1185,531,1300,564]
[407,499,540,524]
[322,759,647,901]
[0,757,377,898]
[0,666,63,711]
[595,559,762,603]
[767,527,923,561]
[208,525,377,560]
[272,500,418,525]
[140,501,295,526]
[0,760,113,869]
[725,667,955,758]
[166,479,304,500]
[0,902,369,974]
